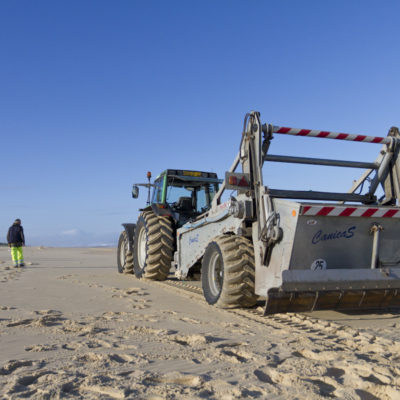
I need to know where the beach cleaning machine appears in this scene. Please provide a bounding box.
[119,111,400,314]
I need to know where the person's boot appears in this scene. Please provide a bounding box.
[19,263,25,267]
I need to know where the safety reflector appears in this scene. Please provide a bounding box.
[225,172,252,191]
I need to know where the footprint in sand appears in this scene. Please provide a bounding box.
[57,274,74,280]
[125,288,148,295]
[25,344,58,352]
[253,369,275,384]
[73,352,136,366]
[4,311,64,329]
[59,319,106,336]
[324,367,345,382]
[355,389,381,400]
[128,325,175,337]
[179,317,201,324]
[6,318,34,327]
[87,339,113,349]
[34,309,62,316]
[0,359,45,375]
[132,304,151,310]
[130,297,151,309]
[33,315,64,327]
[303,378,337,397]
[292,348,338,361]
[62,342,80,351]
[161,310,178,315]
[101,311,129,321]
[253,367,296,386]
[202,379,246,398]
[171,334,209,347]
[349,364,394,386]
[4,370,55,396]
[116,343,138,350]
[80,381,128,399]
[111,287,149,300]
[218,348,253,364]
[144,372,202,387]
[216,341,249,349]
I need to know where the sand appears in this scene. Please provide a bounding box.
[1,246,400,399]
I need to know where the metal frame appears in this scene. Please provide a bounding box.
[212,116,400,207]
[263,123,400,205]
[264,154,377,170]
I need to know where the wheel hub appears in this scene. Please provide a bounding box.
[208,252,223,297]
[119,240,126,270]
[137,227,147,270]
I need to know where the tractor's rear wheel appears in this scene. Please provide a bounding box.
[202,235,257,308]
[117,231,134,274]
[133,210,174,280]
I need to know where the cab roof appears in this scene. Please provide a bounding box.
[155,169,220,183]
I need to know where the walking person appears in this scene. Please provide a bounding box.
[7,219,25,267]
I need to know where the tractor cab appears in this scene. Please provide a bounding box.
[133,169,221,227]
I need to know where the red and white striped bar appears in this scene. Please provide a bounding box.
[273,126,391,145]
[301,205,400,218]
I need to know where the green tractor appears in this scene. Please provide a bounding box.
[117,169,221,280]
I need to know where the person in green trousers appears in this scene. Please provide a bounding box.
[7,219,25,267]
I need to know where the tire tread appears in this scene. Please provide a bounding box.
[204,235,257,308]
[134,211,174,280]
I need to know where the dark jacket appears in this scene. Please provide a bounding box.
[7,224,25,247]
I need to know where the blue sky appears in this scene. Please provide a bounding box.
[1,1,400,246]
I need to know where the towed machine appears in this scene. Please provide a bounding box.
[118,111,400,314]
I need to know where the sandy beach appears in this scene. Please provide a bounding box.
[1,246,400,399]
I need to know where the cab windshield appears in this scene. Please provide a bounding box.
[166,178,218,214]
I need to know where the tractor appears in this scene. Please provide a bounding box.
[117,169,221,280]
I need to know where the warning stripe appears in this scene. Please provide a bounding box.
[273,126,390,145]
[301,205,400,218]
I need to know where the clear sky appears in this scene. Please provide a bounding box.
[1,0,400,246]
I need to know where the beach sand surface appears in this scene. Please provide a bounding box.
[1,246,400,399]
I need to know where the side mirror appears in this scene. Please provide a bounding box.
[132,185,139,198]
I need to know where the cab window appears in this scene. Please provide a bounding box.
[196,184,218,213]
[152,177,164,204]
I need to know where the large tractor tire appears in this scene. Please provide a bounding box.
[202,235,257,308]
[117,230,134,274]
[133,210,174,280]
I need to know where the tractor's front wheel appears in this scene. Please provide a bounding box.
[117,231,134,274]
[133,211,174,280]
[202,235,257,308]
